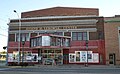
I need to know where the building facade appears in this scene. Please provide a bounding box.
[104,16,120,65]
[8,7,107,65]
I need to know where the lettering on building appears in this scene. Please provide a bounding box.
[25,26,81,30]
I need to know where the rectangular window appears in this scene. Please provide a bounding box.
[83,32,87,40]
[72,32,88,41]
[72,32,77,40]
[54,32,63,36]
[16,33,30,42]
[9,34,15,41]
[78,32,82,40]
[64,32,71,37]
[21,34,25,41]
[26,33,29,41]
[16,33,20,42]
[31,39,33,47]
[33,38,36,47]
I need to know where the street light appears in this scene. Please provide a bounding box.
[22,41,25,64]
[14,10,21,64]
[85,40,88,67]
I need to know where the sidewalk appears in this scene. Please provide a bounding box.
[1,64,120,69]
[29,64,120,69]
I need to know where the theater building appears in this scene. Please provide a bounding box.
[8,7,106,65]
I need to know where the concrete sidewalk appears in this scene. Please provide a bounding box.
[28,64,120,69]
[1,64,120,69]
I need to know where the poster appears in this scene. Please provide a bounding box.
[93,53,99,63]
[75,51,80,62]
[69,54,75,62]
[8,53,13,62]
[69,51,99,63]
[88,51,93,62]
[80,51,87,62]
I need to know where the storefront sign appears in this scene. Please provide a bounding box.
[26,26,79,30]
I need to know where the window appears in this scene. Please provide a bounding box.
[33,38,37,47]
[16,33,20,42]
[31,39,33,47]
[16,33,30,42]
[72,32,77,40]
[54,32,63,36]
[21,34,25,41]
[78,32,82,40]
[64,32,71,37]
[9,34,15,41]
[26,33,29,41]
[72,32,87,41]
[83,32,87,40]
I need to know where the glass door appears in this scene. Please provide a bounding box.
[42,49,63,65]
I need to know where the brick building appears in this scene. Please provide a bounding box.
[104,16,120,65]
[8,7,107,65]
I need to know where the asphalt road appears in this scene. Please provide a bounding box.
[0,66,120,74]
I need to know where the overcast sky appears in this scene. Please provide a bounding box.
[0,0,120,51]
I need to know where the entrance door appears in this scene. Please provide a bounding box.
[63,49,69,64]
[109,53,115,65]
[42,49,63,65]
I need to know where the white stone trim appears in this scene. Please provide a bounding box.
[11,15,99,20]
[10,19,98,26]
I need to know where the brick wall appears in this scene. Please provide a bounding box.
[21,7,99,18]
[104,17,120,65]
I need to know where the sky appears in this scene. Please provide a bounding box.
[0,0,120,51]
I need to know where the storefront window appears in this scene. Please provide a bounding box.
[42,49,63,65]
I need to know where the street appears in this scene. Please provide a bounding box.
[0,65,120,74]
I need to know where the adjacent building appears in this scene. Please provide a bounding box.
[7,7,120,65]
[104,16,120,65]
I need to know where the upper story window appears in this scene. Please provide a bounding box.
[39,32,63,36]
[54,32,63,36]
[9,34,15,41]
[72,32,87,41]
[30,35,71,47]
[16,33,30,42]
[64,32,71,37]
